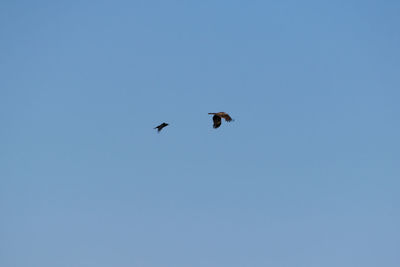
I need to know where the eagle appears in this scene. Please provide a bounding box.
[154,122,169,132]
[208,112,233,128]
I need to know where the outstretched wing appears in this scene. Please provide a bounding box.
[212,115,222,128]
[221,113,233,122]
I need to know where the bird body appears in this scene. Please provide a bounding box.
[154,122,169,132]
[208,112,233,128]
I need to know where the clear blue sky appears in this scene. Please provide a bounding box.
[1,1,399,266]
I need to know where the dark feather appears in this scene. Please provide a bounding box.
[212,115,222,129]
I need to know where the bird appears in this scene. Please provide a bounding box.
[208,112,233,128]
[154,122,169,132]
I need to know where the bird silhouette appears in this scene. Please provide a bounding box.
[154,122,169,132]
[208,112,233,128]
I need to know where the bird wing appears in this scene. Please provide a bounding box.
[212,115,222,128]
[221,113,233,122]
[154,123,164,132]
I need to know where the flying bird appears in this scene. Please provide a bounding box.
[208,112,233,128]
[154,122,169,132]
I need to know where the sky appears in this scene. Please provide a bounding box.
[1,0,399,266]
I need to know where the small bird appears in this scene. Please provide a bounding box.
[208,112,233,128]
[154,122,169,132]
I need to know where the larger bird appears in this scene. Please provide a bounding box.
[208,112,233,128]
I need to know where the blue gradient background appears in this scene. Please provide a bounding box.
[1,1,399,266]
